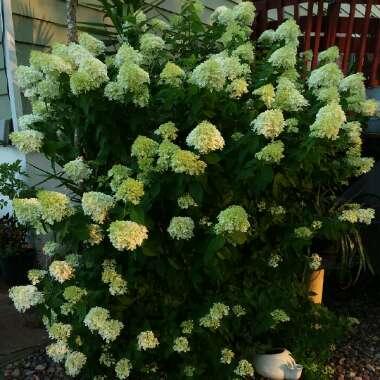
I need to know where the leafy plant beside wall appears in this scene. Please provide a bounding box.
[7,1,377,379]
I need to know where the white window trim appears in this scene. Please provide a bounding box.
[1,0,23,131]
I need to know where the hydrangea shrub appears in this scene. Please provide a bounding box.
[9,1,376,379]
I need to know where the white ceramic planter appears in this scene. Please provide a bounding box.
[253,348,303,380]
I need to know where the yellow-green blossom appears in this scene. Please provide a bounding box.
[65,351,87,377]
[48,322,72,341]
[70,56,108,95]
[186,121,225,154]
[189,58,226,91]
[232,42,255,64]
[49,261,75,283]
[140,33,165,57]
[178,194,198,209]
[114,44,143,67]
[108,164,132,191]
[360,99,378,116]
[30,51,72,75]
[252,109,284,139]
[268,254,283,268]
[9,285,44,313]
[102,260,128,296]
[131,136,159,170]
[268,46,297,69]
[115,358,133,379]
[227,78,249,99]
[319,46,339,64]
[232,305,246,317]
[275,77,308,111]
[253,84,276,108]
[215,205,250,234]
[308,63,343,90]
[171,150,207,176]
[157,140,180,171]
[18,114,43,129]
[167,217,195,240]
[63,286,87,304]
[151,18,170,32]
[84,307,123,343]
[184,366,195,377]
[82,192,115,224]
[173,337,190,353]
[154,122,178,141]
[339,207,375,225]
[16,65,43,89]
[137,331,159,351]
[38,190,73,225]
[63,157,92,182]
[12,198,42,227]
[79,32,105,56]
[10,130,44,154]
[108,220,148,251]
[115,178,144,205]
[234,359,254,377]
[220,348,235,364]
[160,62,185,87]
[46,341,69,363]
[310,102,346,140]
[270,309,290,324]
[274,18,301,46]
[200,302,230,330]
[294,226,313,239]
[309,253,322,270]
[346,154,374,176]
[255,140,284,163]
[258,29,275,44]
[27,269,46,285]
[87,224,104,245]
[181,320,194,335]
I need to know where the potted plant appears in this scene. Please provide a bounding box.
[0,213,35,285]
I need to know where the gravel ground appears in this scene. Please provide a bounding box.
[2,349,69,380]
[326,293,380,380]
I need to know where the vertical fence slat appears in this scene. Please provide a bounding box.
[357,0,373,73]
[326,0,341,47]
[312,0,324,68]
[294,0,300,23]
[277,0,284,24]
[304,0,314,51]
[342,0,357,74]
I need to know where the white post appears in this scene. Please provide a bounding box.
[1,0,23,131]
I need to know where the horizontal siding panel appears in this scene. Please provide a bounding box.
[0,45,5,69]
[0,96,12,120]
[13,15,67,47]
[15,42,46,65]
[0,71,8,95]
[11,0,111,27]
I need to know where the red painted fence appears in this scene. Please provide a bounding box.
[252,0,380,86]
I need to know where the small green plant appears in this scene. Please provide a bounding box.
[0,160,27,209]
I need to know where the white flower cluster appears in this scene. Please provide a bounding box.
[214,205,250,234]
[10,129,44,154]
[102,259,128,295]
[167,217,195,240]
[137,330,159,351]
[251,109,285,139]
[186,121,225,154]
[309,253,322,271]
[49,260,75,283]
[63,157,92,182]
[199,302,230,330]
[115,358,133,379]
[108,220,148,251]
[173,336,190,353]
[9,285,44,312]
[84,307,123,343]
[82,192,115,224]
[339,205,375,225]
[65,351,87,377]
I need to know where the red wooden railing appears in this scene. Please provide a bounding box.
[252,0,380,86]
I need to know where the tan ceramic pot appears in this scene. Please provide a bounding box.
[308,269,325,304]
